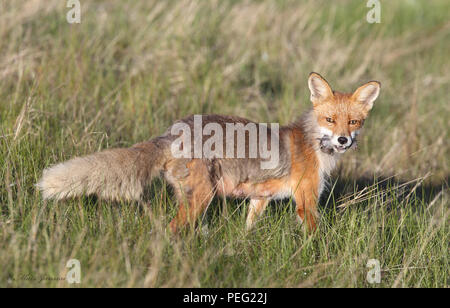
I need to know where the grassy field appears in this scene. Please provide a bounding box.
[0,0,448,287]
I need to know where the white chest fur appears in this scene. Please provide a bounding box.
[315,150,339,197]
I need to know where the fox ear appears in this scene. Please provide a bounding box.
[352,81,381,111]
[308,72,334,106]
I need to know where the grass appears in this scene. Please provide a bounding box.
[0,0,448,287]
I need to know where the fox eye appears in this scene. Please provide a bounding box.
[349,120,358,125]
[326,117,334,123]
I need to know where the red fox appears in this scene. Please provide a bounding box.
[38,73,380,232]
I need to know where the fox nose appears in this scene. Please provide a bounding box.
[338,137,348,145]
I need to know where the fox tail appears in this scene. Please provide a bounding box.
[37,140,168,201]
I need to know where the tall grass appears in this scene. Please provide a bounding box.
[0,0,448,287]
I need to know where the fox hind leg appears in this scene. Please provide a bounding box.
[167,160,215,233]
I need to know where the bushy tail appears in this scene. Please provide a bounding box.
[37,140,168,201]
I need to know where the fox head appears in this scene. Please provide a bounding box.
[308,72,381,154]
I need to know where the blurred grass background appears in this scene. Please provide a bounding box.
[0,0,448,287]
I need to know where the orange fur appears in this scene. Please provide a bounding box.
[169,73,379,233]
[38,72,380,234]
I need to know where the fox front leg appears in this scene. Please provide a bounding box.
[293,187,319,232]
[245,199,269,231]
